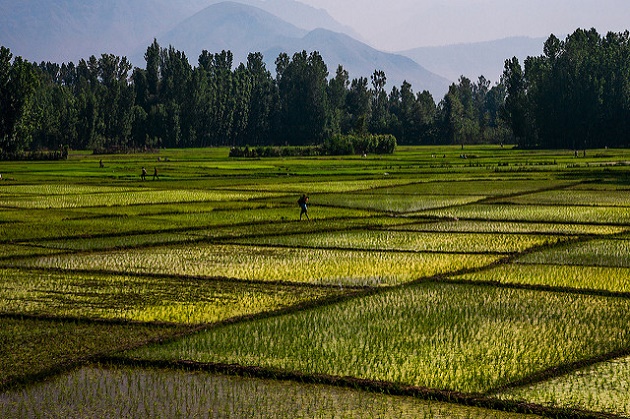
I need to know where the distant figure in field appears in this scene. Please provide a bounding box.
[141,167,147,181]
[153,167,159,180]
[99,159,104,168]
[298,194,309,220]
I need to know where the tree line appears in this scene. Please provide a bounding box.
[1,28,629,157]
[502,28,630,149]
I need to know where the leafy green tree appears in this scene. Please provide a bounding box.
[276,50,330,145]
[30,66,78,150]
[502,57,531,147]
[327,65,349,135]
[0,47,38,154]
[345,77,370,135]
[437,84,465,145]
[243,52,278,146]
[369,70,389,133]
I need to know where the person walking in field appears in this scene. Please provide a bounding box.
[298,194,309,220]
[153,167,159,180]
[141,167,147,181]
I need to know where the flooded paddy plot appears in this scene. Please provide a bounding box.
[125,282,630,394]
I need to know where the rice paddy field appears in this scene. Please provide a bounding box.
[2,145,630,418]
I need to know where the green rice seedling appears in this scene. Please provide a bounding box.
[0,269,342,324]
[0,318,183,386]
[392,220,627,236]
[313,193,485,213]
[126,282,630,394]
[221,178,418,194]
[233,230,569,254]
[35,233,200,251]
[0,184,143,196]
[518,239,630,268]
[496,189,630,207]
[0,366,539,419]
[453,264,630,293]
[496,356,630,416]
[569,182,630,191]
[0,244,64,258]
[0,189,288,209]
[190,216,414,241]
[9,245,500,287]
[366,180,576,197]
[418,204,630,224]
[0,206,376,243]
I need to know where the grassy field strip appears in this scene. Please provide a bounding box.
[29,232,202,251]
[365,179,578,196]
[313,193,486,213]
[452,264,630,294]
[417,203,630,224]
[0,318,185,388]
[217,178,420,193]
[0,269,346,324]
[493,189,630,207]
[390,220,629,236]
[0,189,289,209]
[123,282,630,394]
[0,244,66,259]
[0,207,378,242]
[496,356,630,417]
[517,238,630,268]
[231,230,572,254]
[0,365,542,419]
[569,182,630,191]
[0,184,145,196]
[6,245,502,287]
[19,217,412,252]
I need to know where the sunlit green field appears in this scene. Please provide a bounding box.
[2,145,630,417]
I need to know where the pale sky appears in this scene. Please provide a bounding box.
[298,0,630,50]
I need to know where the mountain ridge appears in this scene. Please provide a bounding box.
[0,0,544,97]
[399,36,546,84]
[147,2,450,96]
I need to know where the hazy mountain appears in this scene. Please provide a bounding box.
[152,2,450,97]
[0,0,208,63]
[144,2,308,65]
[0,0,360,64]
[400,37,546,84]
[199,0,363,39]
[262,28,451,97]
[1,0,448,97]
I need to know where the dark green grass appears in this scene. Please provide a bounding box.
[0,317,184,389]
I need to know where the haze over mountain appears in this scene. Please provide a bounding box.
[152,2,450,97]
[400,37,546,84]
[0,0,357,64]
[0,0,202,63]
[0,0,565,97]
[1,0,454,97]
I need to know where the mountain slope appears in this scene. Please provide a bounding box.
[1,0,450,97]
[0,0,204,63]
[155,3,451,97]
[147,2,307,65]
[400,37,546,84]
[199,0,362,39]
[0,0,360,64]
[263,29,450,97]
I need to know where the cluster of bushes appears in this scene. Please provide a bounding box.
[321,134,397,155]
[0,147,68,161]
[229,146,320,158]
[229,134,397,158]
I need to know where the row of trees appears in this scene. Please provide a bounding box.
[0,40,509,156]
[502,28,630,149]
[2,29,629,155]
